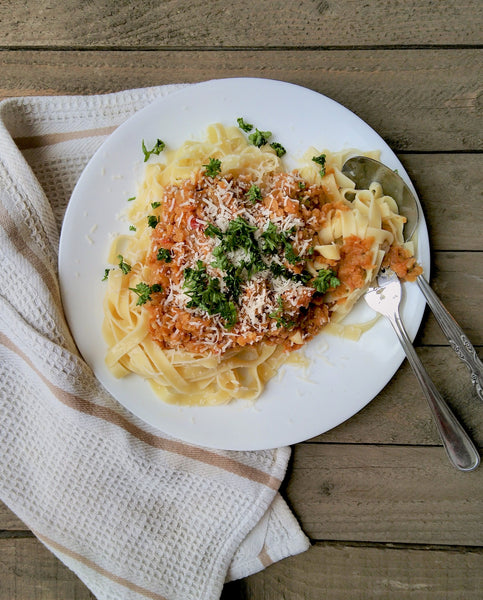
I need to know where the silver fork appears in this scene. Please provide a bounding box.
[365,269,480,471]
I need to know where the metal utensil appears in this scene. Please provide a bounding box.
[365,269,479,471]
[342,156,483,401]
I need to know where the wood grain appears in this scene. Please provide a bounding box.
[1,0,482,48]
[0,538,95,600]
[1,49,481,152]
[1,537,481,600]
[285,444,483,545]
[221,542,483,599]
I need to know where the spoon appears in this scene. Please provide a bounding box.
[342,156,483,401]
[365,268,479,471]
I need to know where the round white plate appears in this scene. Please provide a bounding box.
[59,78,430,450]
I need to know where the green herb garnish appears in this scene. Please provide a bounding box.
[127,196,136,202]
[183,261,237,328]
[246,184,262,203]
[117,255,131,275]
[312,269,340,294]
[129,225,136,231]
[151,201,161,209]
[204,223,223,239]
[270,142,286,157]
[147,215,159,228]
[156,247,172,262]
[203,157,222,178]
[129,282,162,306]
[237,117,253,132]
[102,268,110,281]
[142,139,165,162]
[248,129,272,147]
[269,297,295,329]
[312,153,326,177]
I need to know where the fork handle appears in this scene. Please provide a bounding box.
[417,275,483,401]
[388,310,480,471]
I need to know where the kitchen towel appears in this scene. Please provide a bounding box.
[0,84,310,600]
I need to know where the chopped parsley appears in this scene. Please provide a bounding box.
[260,222,300,264]
[312,269,340,294]
[129,225,136,231]
[147,215,159,228]
[270,142,286,157]
[117,255,131,274]
[151,201,161,209]
[127,196,136,202]
[102,268,110,281]
[156,247,172,262]
[142,139,165,162]
[183,261,237,328]
[269,297,295,329]
[129,282,162,306]
[246,184,262,203]
[204,223,223,239]
[203,157,222,178]
[312,153,326,177]
[237,117,253,132]
[248,128,272,147]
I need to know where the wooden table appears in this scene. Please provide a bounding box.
[1,2,482,598]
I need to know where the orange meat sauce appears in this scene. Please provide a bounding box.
[140,168,396,357]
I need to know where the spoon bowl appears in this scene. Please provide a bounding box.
[342,155,420,242]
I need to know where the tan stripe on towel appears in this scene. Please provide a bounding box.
[0,203,60,302]
[0,332,282,490]
[258,544,274,568]
[33,529,169,600]
[14,125,118,150]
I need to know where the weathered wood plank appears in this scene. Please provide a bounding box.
[1,536,481,600]
[0,538,95,599]
[420,252,483,346]
[399,154,483,252]
[0,49,481,152]
[1,0,482,47]
[0,502,24,530]
[285,444,483,545]
[222,542,483,600]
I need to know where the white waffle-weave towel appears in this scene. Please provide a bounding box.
[0,84,310,600]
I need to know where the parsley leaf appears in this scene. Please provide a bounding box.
[312,269,340,294]
[260,222,281,254]
[269,297,295,329]
[156,247,172,262]
[246,184,262,203]
[151,201,161,209]
[237,117,253,132]
[117,255,131,275]
[183,261,237,328]
[312,153,326,177]
[102,268,110,281]
[129,225,136,231]
[129,282,162,306]
[204,223,223,239]
[142,139,166,162]
[127,196,136,202]
[248,129,272,147]
[147,215,159,228]
[270,142,286,157]
[203,157,222,178]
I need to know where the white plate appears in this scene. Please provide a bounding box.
[59,78,430,450]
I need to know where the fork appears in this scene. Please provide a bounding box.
[365,268,480,471]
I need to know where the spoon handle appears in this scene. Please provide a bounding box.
[417,275,483,401]
[387,309,480,471]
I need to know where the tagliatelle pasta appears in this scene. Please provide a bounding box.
[102,123,421,405]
